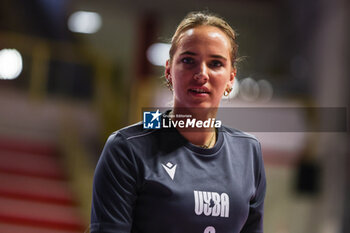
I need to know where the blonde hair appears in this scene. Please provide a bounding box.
[169,11,239,68]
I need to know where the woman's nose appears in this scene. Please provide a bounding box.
[193,63,209,81]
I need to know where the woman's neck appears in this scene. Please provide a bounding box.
[172,107,217,121]
[171,107,218,148]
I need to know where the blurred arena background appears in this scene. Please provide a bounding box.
[0,0,348,232]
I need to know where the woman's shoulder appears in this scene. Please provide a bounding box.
[221,126,263,163]
[106,121,161,145]
[103,122,178,160]
[220,125,260,144]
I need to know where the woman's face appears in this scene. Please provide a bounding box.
[166,25,236,110]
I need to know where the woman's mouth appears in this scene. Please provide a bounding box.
[188,88,210,96]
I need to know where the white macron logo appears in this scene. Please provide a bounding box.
[162,162,177,180]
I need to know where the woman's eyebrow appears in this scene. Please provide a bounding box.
[180,51,197,56]
[179,51,227,61]
[210,55,227,60]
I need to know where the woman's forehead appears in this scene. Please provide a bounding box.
[184,26,225,39]
[176,26,231,55]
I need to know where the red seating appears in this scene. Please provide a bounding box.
[0,137,86,232]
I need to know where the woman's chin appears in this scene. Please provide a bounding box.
[182,102,214,111]
[174,97,219,110]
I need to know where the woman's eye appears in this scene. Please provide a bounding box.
[210,60,223,67]
[181,57,194,64]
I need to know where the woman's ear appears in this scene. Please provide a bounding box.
[165,60,171,81]
[227,68,236,88]
[230,68,236,84]
[165,60,173,91]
